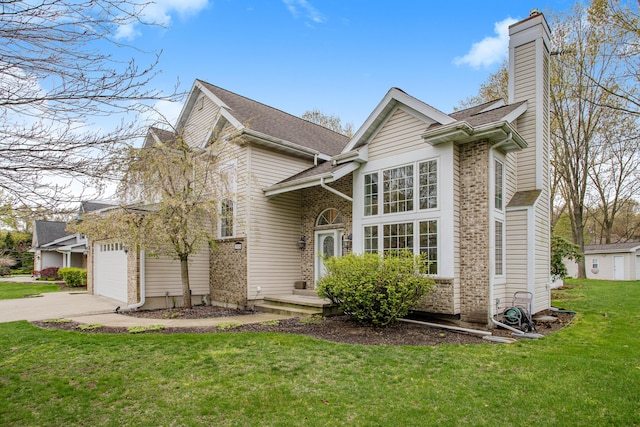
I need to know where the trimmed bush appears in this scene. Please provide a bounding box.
[37,267,59,279]
[317,251,434,327]
[58,267,87,287]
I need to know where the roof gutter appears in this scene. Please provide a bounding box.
[231,129,332,161]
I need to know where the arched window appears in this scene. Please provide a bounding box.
[316,208,343,226]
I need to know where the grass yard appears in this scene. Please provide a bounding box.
[0,281,61,300]
[0,279,639,426]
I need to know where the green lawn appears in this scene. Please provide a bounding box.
[0,279,639,426]
[0,281,61,300]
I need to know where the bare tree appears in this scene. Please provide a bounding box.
[584,0,640,115]
[586,112,640,243]
[0,0,179,209]
[302,109,354,137]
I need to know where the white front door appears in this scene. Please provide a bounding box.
[613,255,625,281]
[314,230,342,286]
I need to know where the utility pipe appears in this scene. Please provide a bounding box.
[398,318,492,337]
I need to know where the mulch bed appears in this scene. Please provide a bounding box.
[32,305,574,346]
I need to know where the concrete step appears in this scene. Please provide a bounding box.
[254,303,322,317]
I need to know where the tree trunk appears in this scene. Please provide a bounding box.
[180,255,191,309]
[571,207,587,279]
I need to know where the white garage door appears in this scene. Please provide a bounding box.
[94,242,128,303]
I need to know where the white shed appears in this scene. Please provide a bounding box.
[566,242,640,281]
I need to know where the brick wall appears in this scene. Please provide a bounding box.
[300,175,353,288]
[415,277,455,314]
[459,140,491,323]
[126,248,139,306]
[210,238,248,307]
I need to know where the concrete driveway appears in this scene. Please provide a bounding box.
[0,292,122,323]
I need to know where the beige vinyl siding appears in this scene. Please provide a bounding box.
[145,250,210,297]
[452,144,461,314]
[504,152,517,205]
[368,108,434,161]
[506,208,529,301]
[534,193,550,312]
[246,146,312,297]
[514,41,537,191]
[182,96,221,148]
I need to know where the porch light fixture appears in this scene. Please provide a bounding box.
[234,241,242,251]
[297,236,307,250]
[343,233,353,250]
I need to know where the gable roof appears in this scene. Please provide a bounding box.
[33,220,68,247]
[584,242,640,254]
[344,87,454,152]
[80,201,117,214]
[193,80,349,157]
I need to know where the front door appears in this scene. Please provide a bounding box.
[314,230,342,286]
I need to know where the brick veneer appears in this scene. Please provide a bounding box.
[415,278,455,314]
[459,140,491,323]
[210,238,247,307]
[300,175,353,289]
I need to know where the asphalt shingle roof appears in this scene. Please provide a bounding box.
[33,220,69,247]
[585,242,640,252]
[428,100,527,131]
[198,80,350,157]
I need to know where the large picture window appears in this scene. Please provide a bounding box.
[383,165,414,214]
[364,159,438,216]
[383,222,414,254]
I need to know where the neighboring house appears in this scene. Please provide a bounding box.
[87,11,552,325]
[31,201,116,274]
[31,220,86,273]
[565,242,640,281]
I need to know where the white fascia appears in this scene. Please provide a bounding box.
[264,162,360,197]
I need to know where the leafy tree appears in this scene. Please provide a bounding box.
[0,0,179,208]
[551,236,583,280]
[73,129,232,309]
[301,109,355,137]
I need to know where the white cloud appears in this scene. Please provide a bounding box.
[283,0,326,24]
[454,17,517,69]
[115,0,209,40]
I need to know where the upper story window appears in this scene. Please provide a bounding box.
[365,159,438,217]
[220,199,234,238]
[364,173,378,216]
[419,160,438,210]
[495,159,504,211]
[383,165,414,214]
[317,208,343,226]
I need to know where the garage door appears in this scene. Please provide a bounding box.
[93,242,128,303]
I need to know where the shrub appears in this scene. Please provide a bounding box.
[37,267,59,279]
[317,251,434,327]
[551,236,583,280]
[58,267,87,287]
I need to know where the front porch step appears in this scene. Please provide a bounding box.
[254,294,340,317]
[293,289,319,297]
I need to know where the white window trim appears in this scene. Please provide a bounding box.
[490,151,506,281]
[363,157,440,218]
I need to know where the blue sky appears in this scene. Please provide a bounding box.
[122,0,574,129]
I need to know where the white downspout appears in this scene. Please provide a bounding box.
[127,249,146,310]
[320,177,353,202]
